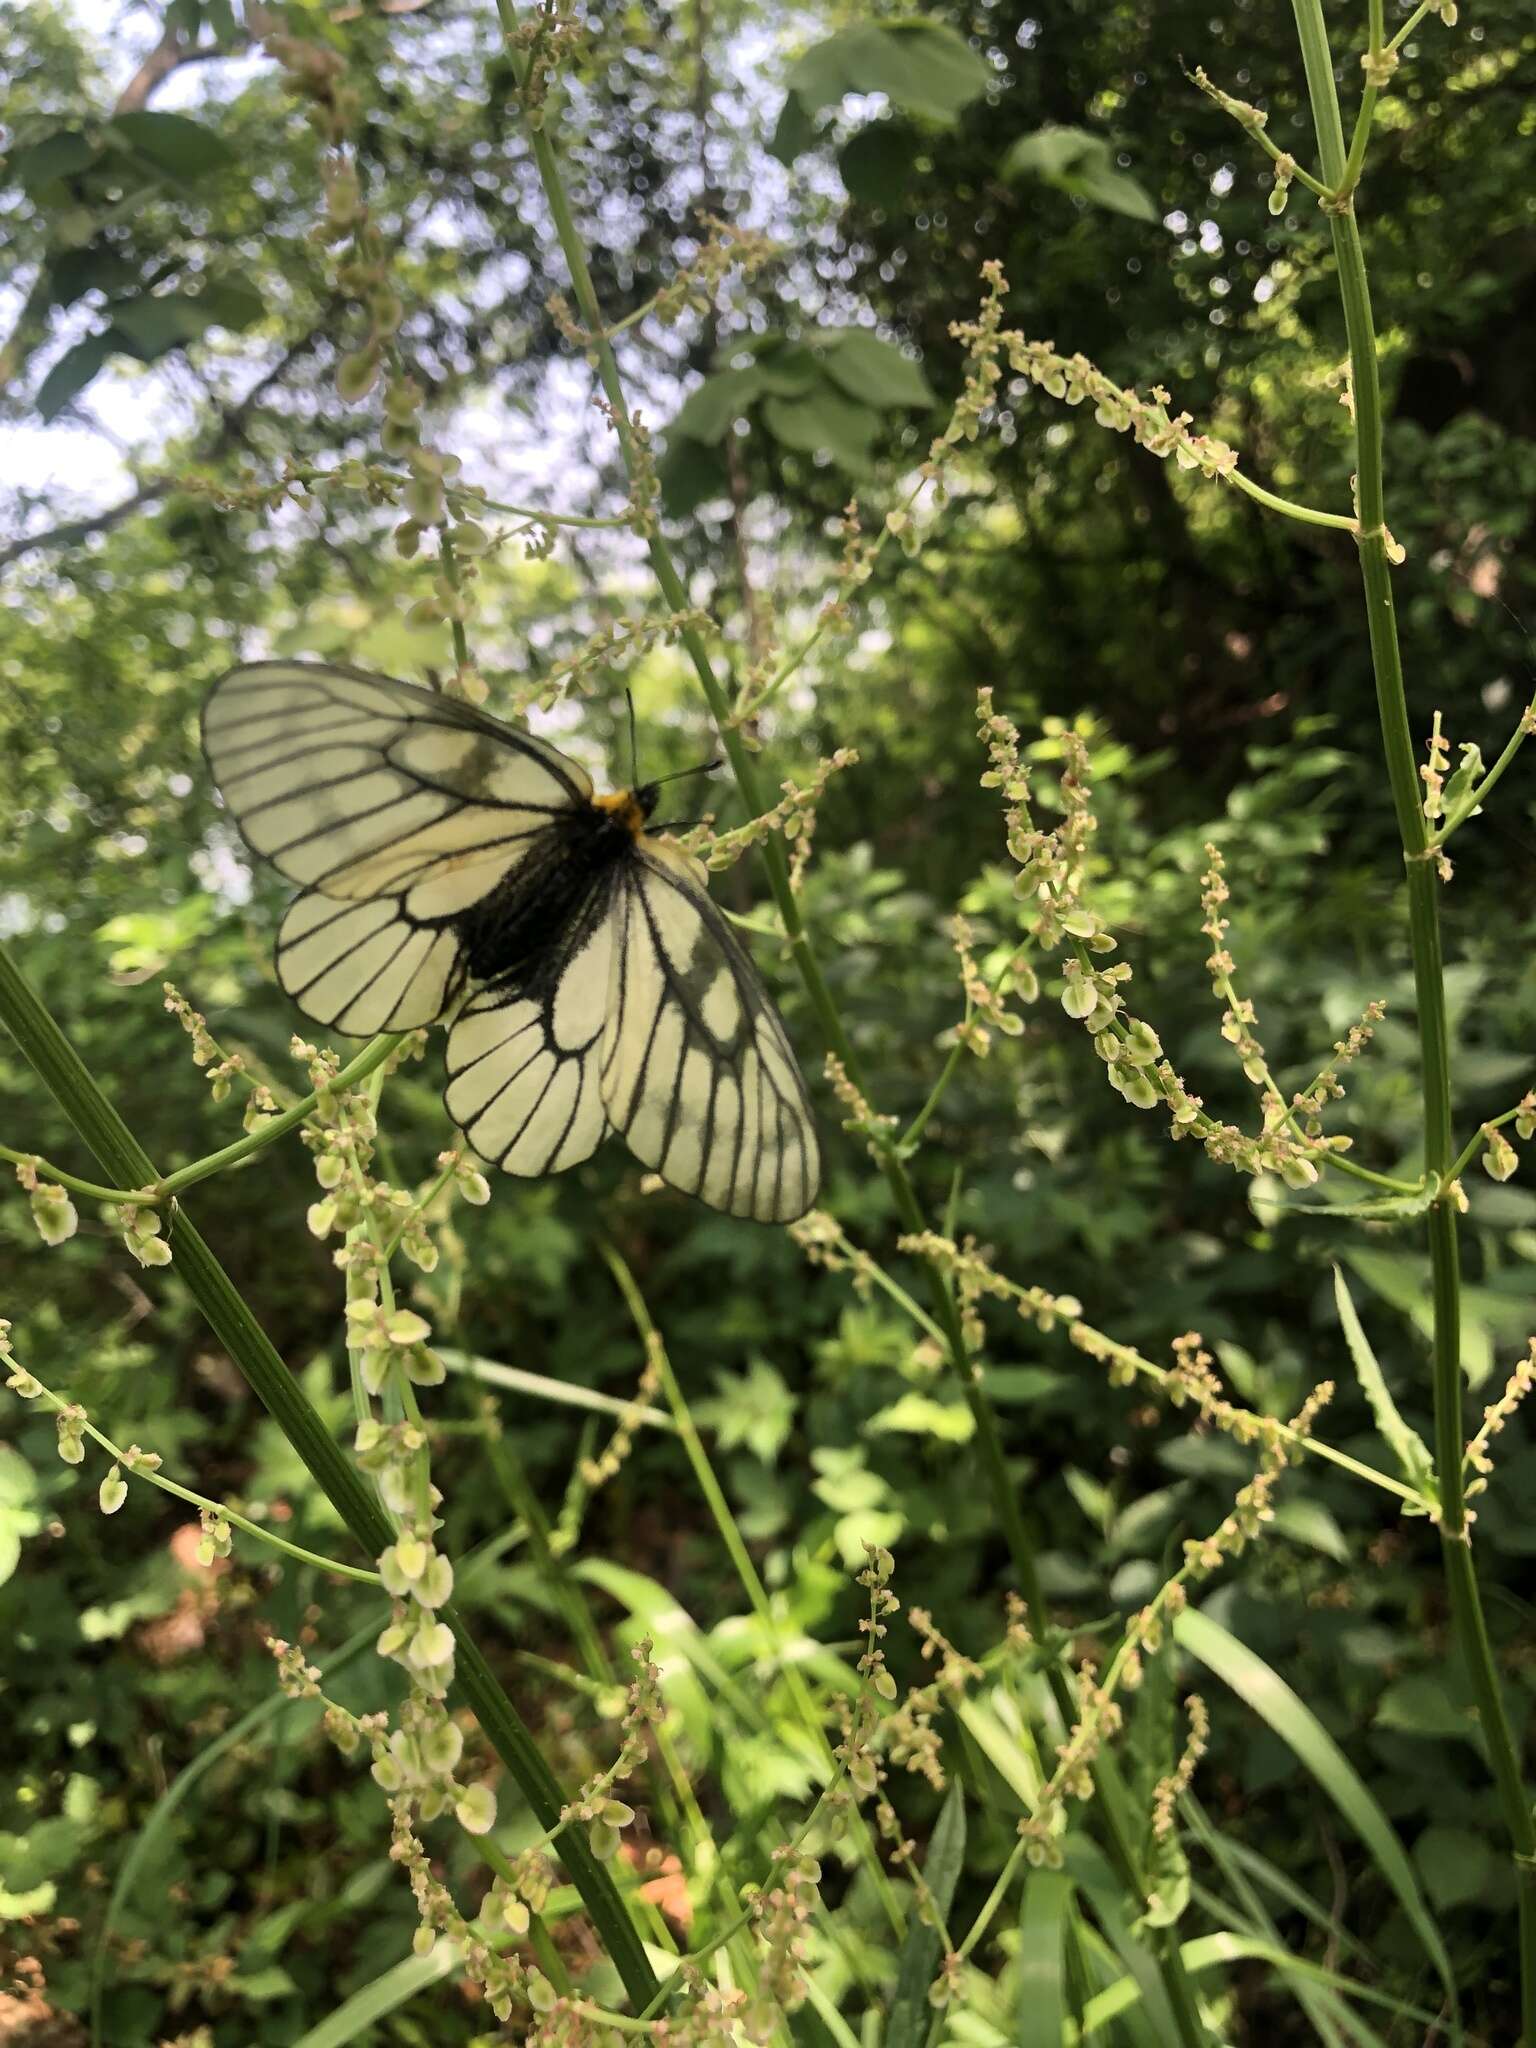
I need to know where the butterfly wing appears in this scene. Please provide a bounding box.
[203,660,589,1033]
[442,874,617,1176]
[599,841,820,1223]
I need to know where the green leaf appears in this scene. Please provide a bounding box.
[868,1390,975,1441]
[35,332,113,421]
[1276,1184,1434,1222]
[1414,1824,1493,1910]
[110,110,233,180]
[1332,1266,1437,1499]
[12,127,100,193]
[1003,126,1157,222]
[835,120,921,208]
[838,121,917,208]
[886,1781,966,2048]
[787,22,991,127]
[1271,1497,1351,1562]
[696,1357,797,1462]
[1016,1870,1071,2045]
[46,244,138,309]
[818,328,935,409]
[768,90,819,168]
[762,387,882,471]
[671,364,766,444]
[292,1942,461,2046]
[1374,1673,1476,1742]
[1174,1607,1456,2002]
[106,282,262,362]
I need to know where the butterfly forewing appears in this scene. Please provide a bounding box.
[203,661,588,900]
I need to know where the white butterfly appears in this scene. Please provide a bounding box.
[201,660,819,1222]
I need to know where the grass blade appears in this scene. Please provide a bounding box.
[1015,1868,1071,2046]
[1174,1606,1456,2007]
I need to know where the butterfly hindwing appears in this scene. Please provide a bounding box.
[442,877,617,1176]
[599,843,819,1223]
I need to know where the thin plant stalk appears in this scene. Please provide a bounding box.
[1289,0,1536,2029]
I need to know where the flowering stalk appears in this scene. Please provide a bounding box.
[1285,0,1536,2025]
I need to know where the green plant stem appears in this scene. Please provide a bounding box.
[0,941,660,2013]
[3,1031,405,1206]
[1226,469,1357,532]
[12,1368,382,1583]
[1290,3,1536,2033]
[1446,1106,1524,1188]
[496,9,1206,2032]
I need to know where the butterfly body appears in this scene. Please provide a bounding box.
[201,661,818,1221]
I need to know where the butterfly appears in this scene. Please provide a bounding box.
[201,660,820,1223]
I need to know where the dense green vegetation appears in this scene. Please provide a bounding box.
[4,0,1536,2041]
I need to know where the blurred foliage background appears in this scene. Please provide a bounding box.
[3,0,1536,2040]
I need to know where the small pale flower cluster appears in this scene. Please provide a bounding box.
[822,1054,898,1163]
[1152,1696,1211,1842]
[743,1845,822,2038]
[950,915,1025,1058]
[1201,846,1268,1091]
[1291,1001,1387,1126]
[515,608,713,719]
[13,1157,77,1248]
[885,1607,983,1792]
[115,1202,172,1269]
[834,1545,900,1804]
[1465,1339,1536,1518]
[557,1637,661,1861]
[977,694,1344,1186]
[788,1209,880,1301]
[1180,1380,1334,1578]
[354,1416,456,1697]
[1006,336,1241,485]
[1019,1656,1121,1870]
[579,1330,663,1491]
[679,750,859,884]
[163,983,273,1123]
[390,1799,531,2020]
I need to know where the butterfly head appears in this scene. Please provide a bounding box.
[593,789,655,839]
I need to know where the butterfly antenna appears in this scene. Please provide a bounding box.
[649,756,722,791]
[626,688,640,788]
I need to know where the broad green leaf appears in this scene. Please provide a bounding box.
[838,121,917,207]
[958,1693,1044,1806]
[818,327,935,408]
[12,127,99,193]
[868,1390,975,1440]
[786,22,991,127]
[1331,1265,1436,1498]
[1016,1869,1071,2045]
[35,333,113,421]
[47,244,138,309]
[886,1781,966,2048]
[110,110,233,180]
[752,343,820,397]
[1174,1607,1457,2003]
[1003,127,1157,222]
[1271,1497,1351,1562]
[762,387,881,470]
[0,1445,41,1589]
[671,364,766,444]
[1374,1672,1476,1742]
[108,284,259,362]
[1414,1823,1493,1910]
